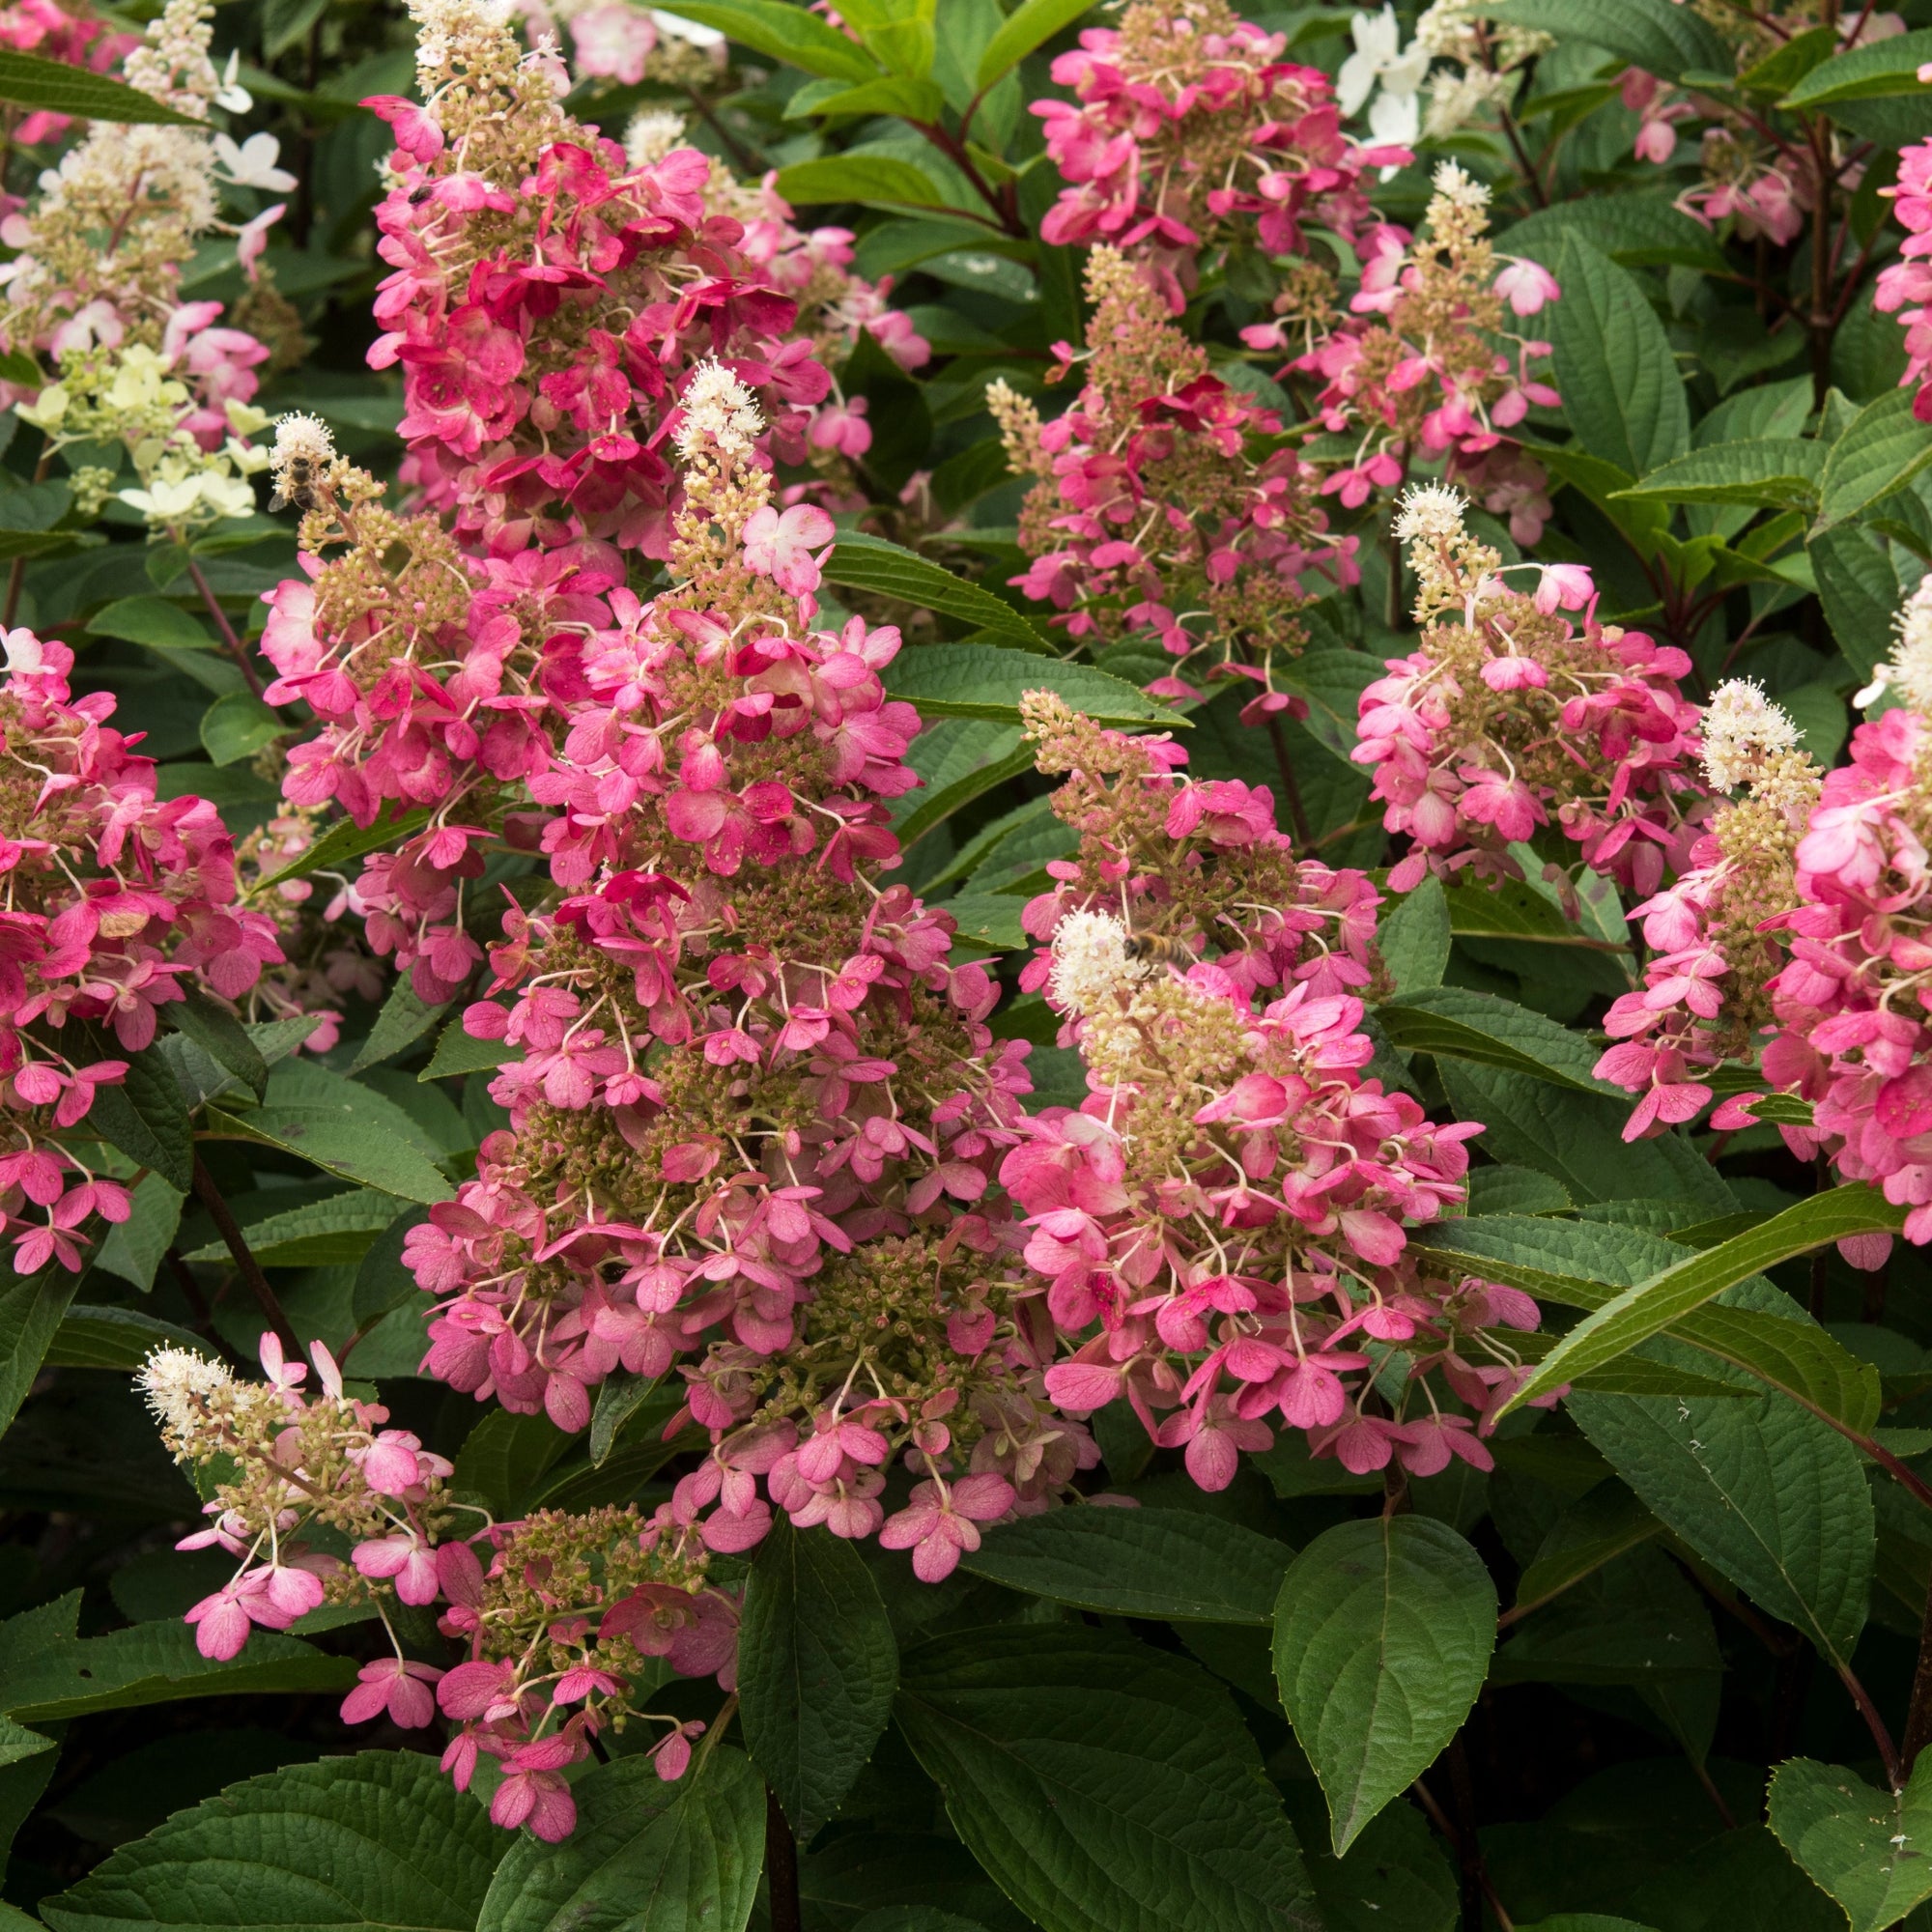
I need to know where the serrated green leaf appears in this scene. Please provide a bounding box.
[476,1750,763,1932]
[897,1626,1317,1932]
[1616,438,1825,510]
[352,979,451,1072]
[1376,986,1615,1094]
[1784,24,1932,103]
[168,988,269,1098]
[44,1306,204,1370]
[40,1752,500,1932]
[824,534,1051,651]
[1817,387,1932,527]
[0,47,201,123]
[652,0,879,77]
[1767,1755,1932,1932]
[82,1043,194,1193]
[1484,0,1729,78]
[183,1187,400,1268]
[587,1370,661,1466]
[1498,193,1730,273]
[1380,880,1452,995]
[1570,1390,1873,1669]
[740,1519,898,1840]
[1273,1517,1496,1854]
[958,1506,1290,1623]
[1504,1184,1907,1415]
[422,1011,519,1081]
[1548,237,1691,481]
[255,807,435,893]
[883,642,1179,729]
[0,1262,83,1439]
[1512,1481,1662,1614]
[975,0,1093,89]
[776,155,958,214]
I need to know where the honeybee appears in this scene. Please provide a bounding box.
[1123,932,1198,969]
[270,456,319,516]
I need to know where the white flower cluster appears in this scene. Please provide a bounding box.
[1048,910,1149,1017]
[673,359,764,463]
[1700,678,1801,790]
[1394,482,1469,547]
[625,109,689,169]
[136,1345,234,1439]
[1857,571,1932,714]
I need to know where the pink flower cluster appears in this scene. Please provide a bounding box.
[1761,707,1932,1244]
[0,627,282,1272]
[1877,138,1932,424]
[1006,709,1544,1485]
[1033,0,1395,311]
[1353,555,1705,897]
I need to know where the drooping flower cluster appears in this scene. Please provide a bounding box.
[1261,161,1561,541]
[0,627,282,1272]
[989,244,1356,710]
[1759,574,1932,1245]
[401,380,1082,1569]
[1595,679,1820,1140]
[1353,485,1704,897]
[1877,137,1932,425]
[1032,0,1398,313]
[139,1335,732,1839]
[1007,693,1543,1483]
[364,0,831,558]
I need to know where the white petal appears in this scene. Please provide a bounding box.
[1369,88,1421,147]
[1336,50,1378,116]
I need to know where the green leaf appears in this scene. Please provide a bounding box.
[205,1065,454,1205]
[88,596,216,652]
[184,1187,400,1268]
[476,1749,762,1932]
[423,1011,519,1081]
[587,1371,661,1467]
[1811,524,1904,677]
[1376,986,1616,1094]
[1482,0,1730,79]
[454,1408,573,1514]
[652,1,880,78]
[975,0,1093,89]
[1767,1754,1932,1932]
[0,1262,83,1439]
[1275,650,1382,768]
[1503,1184,1907,1415]
[44,1305,204,1370]
[1512,1480,1662,1614]
[896,1626,1316,1932]
[823,534,1051,651]
[1272,1517,1497,1855]
[775,155,959,215]
[893,727,1033,852]
[1497,194,1730,274]
[255,807,435,894]
[959,1505,1289,1623]
[838,0,936,77]
[1784,24,1932,103]
[1817,387,1932,527]
[1740,23,1837,95]
[1570,1390,1873,1669]
[1376,877,1453,997]
[95,1174,185,1293]
[1548,237,1691,481]
[788,73,946,118]
[884,642,1179,730]
[84,1043,194,1193]
[1,1623,355,1723]
[352,979,451,1072]
[199,692,286,767]
[739,1518,898,1839]
[938,893,1029,952]
[1615,438,1825,511]
[0,47,201,124]
[169,988,269,1098]
[40,1752,501,1932]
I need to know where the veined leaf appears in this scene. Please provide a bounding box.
[1501,1184,1907,1415]
[82,1043,194,1193]
[975,0,1093,89]
[1767,1755,1932,1932]
[44,1306,204,1370]
[776,155,960,214]
[255,806,435,892]
[1498,193,1730,273]
[824,533,1051,651]
[0,1262,83,1439]
[182,1187,400,1268]
[1483,0,1729,82]
[882,642,1179,729]
[958,1506,1290,1624]
[1376,986,1617,1094]
[1616,439,1825,510]
[1817,387,1932,527]
[1784,24,1932,103]
[422,1011,519,1081]
[0,47,201,123]
[653,0,879,78]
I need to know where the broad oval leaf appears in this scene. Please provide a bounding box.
[959,1505,1291,1623]
[1498,192,1730,274]
[1817,387,1932,527]
[1569,1389,1873,1669]
[1767,1755,1932,1932]
[652,0,879,78]
[39,1751,500,1932]
[84,1041,195,1193]
[739,1518,898,1840]
[896,1625,1317,1932]
[1377,986,1619,1094]
[1272,1516,1497,1855]
[1784,24,1932,103]
[476,1748,764,1932]
[775,155,957,214]
[1615,438,1826,511]
[1482,0,1729,77]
